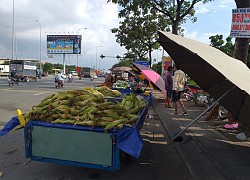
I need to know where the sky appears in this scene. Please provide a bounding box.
[0,0,236,70]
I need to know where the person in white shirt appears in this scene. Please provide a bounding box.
[172,64,187,115]
[55,71,64,84]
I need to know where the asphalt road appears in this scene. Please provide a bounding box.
[0,76,190,180]
[0,75,103,128]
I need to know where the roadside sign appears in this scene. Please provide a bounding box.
[230,8,250,38]
[134,60,149,67]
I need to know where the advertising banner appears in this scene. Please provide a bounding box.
[161,56,171,76]
[230,8,250,38]
[47,35,82,54]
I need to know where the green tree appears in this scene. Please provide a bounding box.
[43,62,54,73]
[111,12,170,67]
[53,63,63,70]
[152,61,162,75]
[111,59,132,69]
[109,0,214,67]
[66,65,76,74]
[209,34,234,57]
[109,0,214,34]
[209,34,250,68]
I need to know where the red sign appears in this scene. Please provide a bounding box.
[76,66,80,73]
[230,8,250,38]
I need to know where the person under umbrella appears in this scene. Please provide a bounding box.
[172,64,187,115]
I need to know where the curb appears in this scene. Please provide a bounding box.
[153,100,227,180]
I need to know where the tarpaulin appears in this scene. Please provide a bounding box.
[0,92,153,159]
[0,116,20,137]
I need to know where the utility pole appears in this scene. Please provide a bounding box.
[95,46,102,70]
[77,27,87,67]
[35,20,42,72]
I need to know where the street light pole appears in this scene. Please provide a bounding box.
[12,0,15,60]
[77,27,87,67]
[35,20,42,72]
[95,46,102,70]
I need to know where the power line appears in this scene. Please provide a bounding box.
[187,0,224,32]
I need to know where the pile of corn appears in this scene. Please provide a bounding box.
[93,86,121,97]
[23,87,147,131]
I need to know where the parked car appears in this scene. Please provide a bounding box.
[70,71,78,76]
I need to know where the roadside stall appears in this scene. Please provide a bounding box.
[1,87,153,171]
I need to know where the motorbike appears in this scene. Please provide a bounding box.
[55,79,64,88]
[68,76,73,83]
[8,77,20,86]
[183,84,201,101]
[218,106,228,119]
[193,91,214,108]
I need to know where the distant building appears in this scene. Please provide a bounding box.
[0,58,11,65]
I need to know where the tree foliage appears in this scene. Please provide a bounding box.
[109,0,214,34]
[151,61,162,75]
[111,59,132,69]
[209,34,250,68]
[109,0,214,67]
[209,34,234,57]
[111,12,170,67]
[43,62,54,73]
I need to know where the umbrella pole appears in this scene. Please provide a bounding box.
[142,86,236,164]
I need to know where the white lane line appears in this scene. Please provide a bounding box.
[34,93,45,96]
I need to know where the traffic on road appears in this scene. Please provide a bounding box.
[0,75,190,180]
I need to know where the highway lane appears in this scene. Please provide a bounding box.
[0,76,104,128]
[0,76,190,180]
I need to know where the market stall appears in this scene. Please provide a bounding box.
[1,87,153,171]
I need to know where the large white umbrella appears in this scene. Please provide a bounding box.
[158,31,250,125]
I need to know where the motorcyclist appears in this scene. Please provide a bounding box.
[55,71,64,84]
[68,73,73,82]
[10,69,19,82]
[90,74,94,81]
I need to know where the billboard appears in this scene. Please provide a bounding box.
[230,8,250,38]
[161,56,171,76]
[47,35,82,54]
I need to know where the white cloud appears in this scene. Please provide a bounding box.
[0,0,126,70]
[195,7,210,14]
[0,0,237,70]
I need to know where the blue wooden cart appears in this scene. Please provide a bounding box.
[24,93,153,171]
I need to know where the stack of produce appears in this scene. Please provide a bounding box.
[23,88,147,131]
[93,86,121,97]
[112,80,129,89]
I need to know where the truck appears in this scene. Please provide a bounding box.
[0,64,9,76]
[79,67,96,78]
[9,60,41,82]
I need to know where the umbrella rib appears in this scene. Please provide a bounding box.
[172,86,236,141]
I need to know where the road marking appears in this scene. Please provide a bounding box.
[0,88,54,94]
[34,93,45,96]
